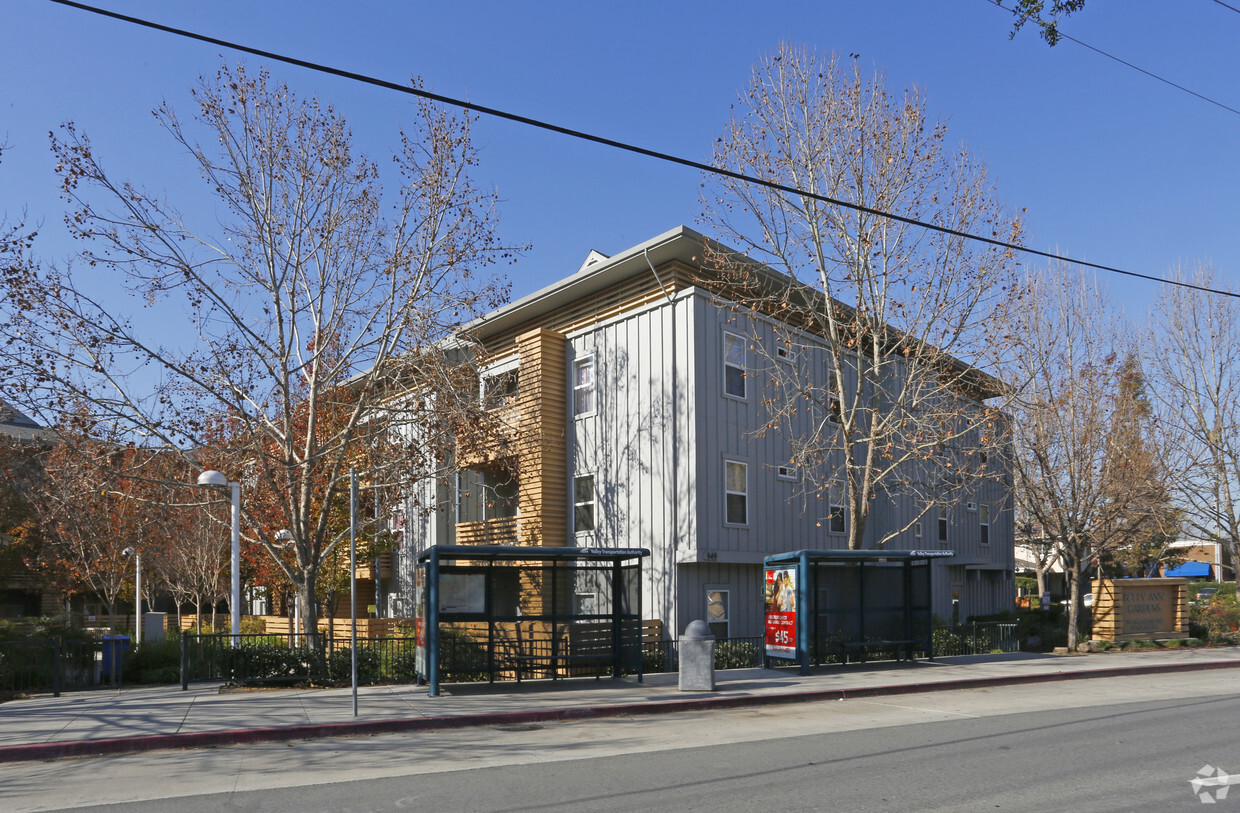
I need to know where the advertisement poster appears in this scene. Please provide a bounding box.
[414,565,426,678]
[765,566,798,659]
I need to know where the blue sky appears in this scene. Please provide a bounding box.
[2,0,1238,321]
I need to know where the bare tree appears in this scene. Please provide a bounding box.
[1149,263,1240,587]
[0,65,518,645]
[701,45,1022,549]
[1002,268,1173,649]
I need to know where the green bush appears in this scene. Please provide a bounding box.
[124,637,182,684]
[438,626,488,681]
[1190,592,1240,642]
[387,646,421,682]
[642,647,669,674]
[714,640,759,669]
[328,646,381,683]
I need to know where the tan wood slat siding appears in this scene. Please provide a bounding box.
[515,328,568,550]
[477,263,691,358]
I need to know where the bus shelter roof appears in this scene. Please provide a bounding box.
[764,549,956,566]
[418,545,650,564]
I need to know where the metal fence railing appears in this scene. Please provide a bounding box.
[179,633,423,687]
[640,636,765,674]
[0,638,113,695]
[930,622,1021,657]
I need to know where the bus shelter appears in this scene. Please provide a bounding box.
[415,545,649,696]
[762,549,955,674]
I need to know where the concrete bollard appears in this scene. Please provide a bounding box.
[678,620,716,691]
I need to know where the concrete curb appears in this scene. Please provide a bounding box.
[4,657,1239,764]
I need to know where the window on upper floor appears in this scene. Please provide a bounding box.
[980,503,991,545]
[828,480,846,534]
[937,504,949,543]
[573,356,595,417]
[777,464,799,482]
[574,474,595,534]
[724,332,746,399]
[482,369,519,410]
[827,367,842,424]
[725,460,748,525]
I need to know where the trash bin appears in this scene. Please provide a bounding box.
[101,635,131,684]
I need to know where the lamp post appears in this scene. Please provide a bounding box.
[122,546,141,645]
[196,470,241,647]
[275,529,299,647]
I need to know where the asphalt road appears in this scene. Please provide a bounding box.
[5,670,1237,812]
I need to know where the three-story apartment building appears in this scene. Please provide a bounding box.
[388,227,1014,639]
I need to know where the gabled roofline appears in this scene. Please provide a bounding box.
[463,226,707,342]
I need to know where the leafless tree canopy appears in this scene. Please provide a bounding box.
[1150,264,1240,586]
[701,45,1022,549]
[1001,267,1176,648]
[0,65,519,636]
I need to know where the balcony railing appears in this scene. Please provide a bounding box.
[457,517,519,545]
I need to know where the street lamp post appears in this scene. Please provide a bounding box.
[196,470,241,647]
[275,529,299,647]
[122,546,141,645]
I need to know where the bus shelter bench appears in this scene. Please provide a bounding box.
[842,639,918,664]
[503,653,615,682]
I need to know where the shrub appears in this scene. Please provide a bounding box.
[1190,593,1240,642]
[714,640,759,669]
[438,626,488,681]
[388,646,421,682]
[642,646,669,674]
[328,646,381,684]
[124,637,182,684]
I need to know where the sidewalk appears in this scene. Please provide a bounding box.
[2,646,1239,763]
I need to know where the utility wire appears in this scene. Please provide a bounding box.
[47,0,1240,300]
[1213,0,1240,16]
[991,0,1240,118]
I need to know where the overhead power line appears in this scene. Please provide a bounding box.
[1213,0,1240,16]
[990,0,1240,118]
[46,0,1240,300]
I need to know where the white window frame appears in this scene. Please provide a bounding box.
[723,331,747,400]
[724,459,748,526]
[776,465,799,482]
[828,480,846,534]
[937,504,949,543]
[572,355,596,418]
[827,366,842,424]
[775,343,795,364]
[706,588,730,639]
[914,520,923,539]
[980,503,991,545]
[573,473,596,535]
[481,367,519,411]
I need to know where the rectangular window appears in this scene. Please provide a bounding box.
[827,367,842,424]
[828,481,845,534]
[482,370,519,410]
[574,475,595,534]
[915,520,923,539]
[937,504,949,543]
[574,592,598,617]
[725,460,747,525]
[724,332,746,398]
[776,343,794,363]
[706,589,730,639]
[573,356,595,417]
[980,504,990,545]
[777,465,799,482]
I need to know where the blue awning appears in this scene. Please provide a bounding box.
[1165,561,1212,578]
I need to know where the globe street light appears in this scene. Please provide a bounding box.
[196,470,241,646]
[275,529,299,646]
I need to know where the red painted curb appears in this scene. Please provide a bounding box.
[3,658,1238,763]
